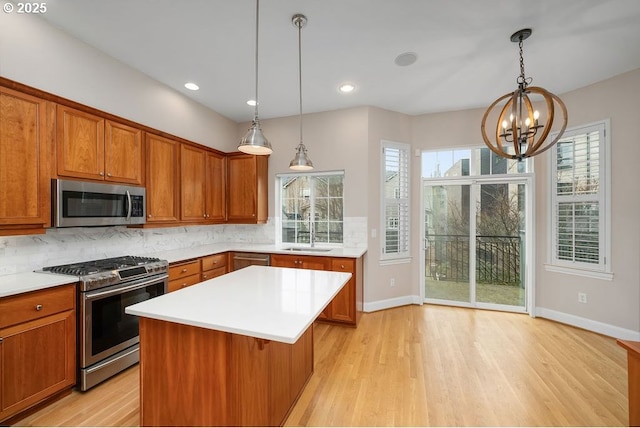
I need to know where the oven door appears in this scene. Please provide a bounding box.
[80,274,167,368]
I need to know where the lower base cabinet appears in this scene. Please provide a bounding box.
[271,254,363,326]
[0,284,76,424]
[139,317,313,427]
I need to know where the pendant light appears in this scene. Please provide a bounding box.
[289,13,313,171]
[481,29,567,161]
[238,0,272,155]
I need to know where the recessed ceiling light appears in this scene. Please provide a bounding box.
[394,52,417,67]
[184,82,199,91]
[247,99,257,106]
[339,83,356,93]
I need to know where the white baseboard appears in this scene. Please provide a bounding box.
[535,307,640,341]
[363,295,422,312]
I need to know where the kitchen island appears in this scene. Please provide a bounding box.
[125,265,351,427]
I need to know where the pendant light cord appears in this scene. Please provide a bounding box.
[297,17,303,145]
[254,0,260,121]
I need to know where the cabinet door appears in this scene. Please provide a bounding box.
[145,134,179,223]
[0,310,75,421]
[57,105,105,180]
[330,258,356,323]
[270,254,299,268]
[205,152,226,222]
[104,120,143,184]
[180,144,207,222]
[0,88,51,229]
[227,154,268,224]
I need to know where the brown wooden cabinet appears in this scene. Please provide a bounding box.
[205,151,226,222]
[0,284,76,424]
[227,153,268,224]
[168,259,201,292]
[57,105,142,184]
[0,87,53,235]
[201,253,228,281]
[180,144,207,222]
[180,145,226,223]
[145,133,180,224]
[271,254,331,271]
[271,253,362,326]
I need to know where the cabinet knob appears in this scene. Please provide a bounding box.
[341,264,345,269]
[99,172,104,176]
[35,304,43,311]
[181,268,188,273]
[107,173,112,177]
[213,260,217,264]
[148,214,152,218]
[203,214,207,218]
[203,275,208,279]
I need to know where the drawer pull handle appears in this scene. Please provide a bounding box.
[203,275,208,279]
[181,268,188,273]
[341,264,345,269]
[182,283,187,287]
[35,304,43,311]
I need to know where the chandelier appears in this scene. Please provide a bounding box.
[481,29,568,161]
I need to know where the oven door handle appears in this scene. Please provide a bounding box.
[84,274,168,301]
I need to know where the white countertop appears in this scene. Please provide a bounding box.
[142,243,367,264]
[0,242,365,298]
[125,265,351,344]
[0,272,79,298]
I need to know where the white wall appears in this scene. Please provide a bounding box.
[0,12,237,151]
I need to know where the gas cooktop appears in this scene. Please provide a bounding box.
[43,255,168,291]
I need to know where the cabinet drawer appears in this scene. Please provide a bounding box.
[0,284,75,329]
[202,267,227,281]
[168,273,201,292]
[169,260,201,280]
[331,258,355,273]
[201,253,227,271]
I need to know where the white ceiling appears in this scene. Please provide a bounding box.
[39,0,640,123]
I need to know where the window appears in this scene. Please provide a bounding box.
[381,141,410,260]
[549,120,611,278]
[279,172,344,245]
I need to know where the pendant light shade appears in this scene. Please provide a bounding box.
[289,14,313,171]
[238,0,272,155]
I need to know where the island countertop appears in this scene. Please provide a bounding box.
[125,265,351,344]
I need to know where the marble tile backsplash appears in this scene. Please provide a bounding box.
[0,217,367,275]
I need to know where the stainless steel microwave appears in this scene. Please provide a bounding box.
[52,179,146,227]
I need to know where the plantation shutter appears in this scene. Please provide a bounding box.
[382,142,410,259]
[552,124,605,268]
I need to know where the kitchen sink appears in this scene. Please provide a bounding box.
[282,247,333,252]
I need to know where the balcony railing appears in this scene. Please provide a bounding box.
[425,234,521,285]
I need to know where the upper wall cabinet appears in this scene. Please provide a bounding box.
[145,133,179,224]
[227,153,268,224]
[0,87,53,235]
[57,105,143,185]
[180,144,227,224]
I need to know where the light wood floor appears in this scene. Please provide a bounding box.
[14,304,629,426]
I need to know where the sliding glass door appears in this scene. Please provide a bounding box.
[423,177,529,312]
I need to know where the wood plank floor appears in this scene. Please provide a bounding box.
[14,304,629,426]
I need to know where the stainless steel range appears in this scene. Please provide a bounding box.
[43,256,168,391]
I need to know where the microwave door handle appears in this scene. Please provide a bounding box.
[126,190,132,220]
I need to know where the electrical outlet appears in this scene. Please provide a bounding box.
[578,293,588,304]
[390,278,395,287]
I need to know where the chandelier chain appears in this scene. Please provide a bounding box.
[517,36,533,87]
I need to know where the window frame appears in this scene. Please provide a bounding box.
[380,140,411,262]
[276,170,345,247]
[546,119,612,279]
